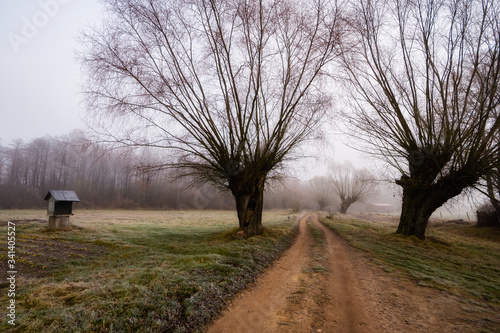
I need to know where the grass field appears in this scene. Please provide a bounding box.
[3,209,500,332]
[0,210,298,332]
[320,213,500,306]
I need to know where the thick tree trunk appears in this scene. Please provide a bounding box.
[396,190,436,239]
[396,177,466,240]
[487,175,500,218]
[339,197,355,214]
[230,175,266,236]
[339,202,350,214]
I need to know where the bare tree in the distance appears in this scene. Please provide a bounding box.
[308,176,334,211]
[79,0,343,235]
[329,162,375,214]
[341,0,500,239]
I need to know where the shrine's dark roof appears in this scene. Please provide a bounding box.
[44,190,80,202]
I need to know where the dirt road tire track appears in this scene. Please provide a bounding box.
[208,213,314,333]
[208,213,499,332]
[312,215,370,332]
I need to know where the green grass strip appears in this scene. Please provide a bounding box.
[321,214,500,304]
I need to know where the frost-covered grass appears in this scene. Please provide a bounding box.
[321,213,500,304]
[0,210,297,332]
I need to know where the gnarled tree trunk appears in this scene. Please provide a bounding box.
[396,175,471,240]
[230,174,266,236]
[397,189,438,239]
[339,195,356,214]
[487,175,500,218]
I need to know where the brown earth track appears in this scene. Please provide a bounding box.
[208,213,500,332]
[208,213,315,332]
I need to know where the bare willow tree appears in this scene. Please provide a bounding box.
[78,0,343,235]
[341,0,500,239]
[329,162,375,214]
[308,176,333,210]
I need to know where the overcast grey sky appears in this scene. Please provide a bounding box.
[0,0,103,145]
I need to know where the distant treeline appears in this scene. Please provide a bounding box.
[0,131,228,209]
[0,131,298,210]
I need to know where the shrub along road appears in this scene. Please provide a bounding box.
[208,213,500,332]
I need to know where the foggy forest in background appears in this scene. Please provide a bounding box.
[0,131,368,211]
[0,131,234,209]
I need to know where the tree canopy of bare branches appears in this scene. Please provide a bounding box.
[308,176,334,210]
[79,0,344,235]
[340,0,500,239]
[329,162,375,214]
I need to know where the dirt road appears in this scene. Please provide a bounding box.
[208,213,495,332]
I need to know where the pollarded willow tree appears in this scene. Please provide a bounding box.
[341,0,500,239]
[308,176,334,210]
[79,0,344,235]
[329,162,375,214]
